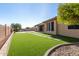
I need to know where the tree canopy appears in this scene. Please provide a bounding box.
[11,23,21,32]
[58,3,79,25]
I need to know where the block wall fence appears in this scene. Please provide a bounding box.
[0,24,12,49]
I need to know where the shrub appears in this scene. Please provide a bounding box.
[58,3,79,25]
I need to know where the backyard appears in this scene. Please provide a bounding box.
[8,31,79,56]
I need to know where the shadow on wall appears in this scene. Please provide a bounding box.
[50,35,79,43]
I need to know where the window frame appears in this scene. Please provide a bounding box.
[68,25,79,29]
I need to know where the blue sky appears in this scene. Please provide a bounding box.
[0,3,58,28]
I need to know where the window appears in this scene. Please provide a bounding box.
[47,22,54,31]
[51,22,54,31]
[47,23,51,31]
[68,25,79,29]
[39,25,44,31]
[48,23,51,31]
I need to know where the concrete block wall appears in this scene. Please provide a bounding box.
[0,24,11,48]
[0,25,5,42]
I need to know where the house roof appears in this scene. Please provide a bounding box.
[34,16,57,27]
[34,23,44,27]
[42,16,57,23]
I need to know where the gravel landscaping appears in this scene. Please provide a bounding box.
[48,43,79,56]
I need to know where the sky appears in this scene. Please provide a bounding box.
[0,3,58,28]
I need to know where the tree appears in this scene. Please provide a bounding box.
[11,23,21,32]
[58,3,79,25]
[26,27,30,29]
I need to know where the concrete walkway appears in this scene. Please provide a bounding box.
[0,32,14,56]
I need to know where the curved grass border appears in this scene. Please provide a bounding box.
[44,42,79,56]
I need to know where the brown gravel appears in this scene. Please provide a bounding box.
[48,44,79,56]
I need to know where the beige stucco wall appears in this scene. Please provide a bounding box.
[35,16,79,38]
[57,23,79,38]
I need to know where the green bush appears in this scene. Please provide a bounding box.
[58,3,79,25]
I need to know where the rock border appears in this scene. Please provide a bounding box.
[44,43,79,56]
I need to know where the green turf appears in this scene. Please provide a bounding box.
[8,32,64,56]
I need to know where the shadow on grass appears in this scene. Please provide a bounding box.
[40,32,79,43]
[50,35,79,43]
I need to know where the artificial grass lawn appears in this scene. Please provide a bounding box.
[8,32,64,56]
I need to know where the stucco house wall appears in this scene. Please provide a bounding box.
[57,23,79,38]
[35,16,79,38]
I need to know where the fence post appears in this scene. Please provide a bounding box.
[5,24,7,37]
